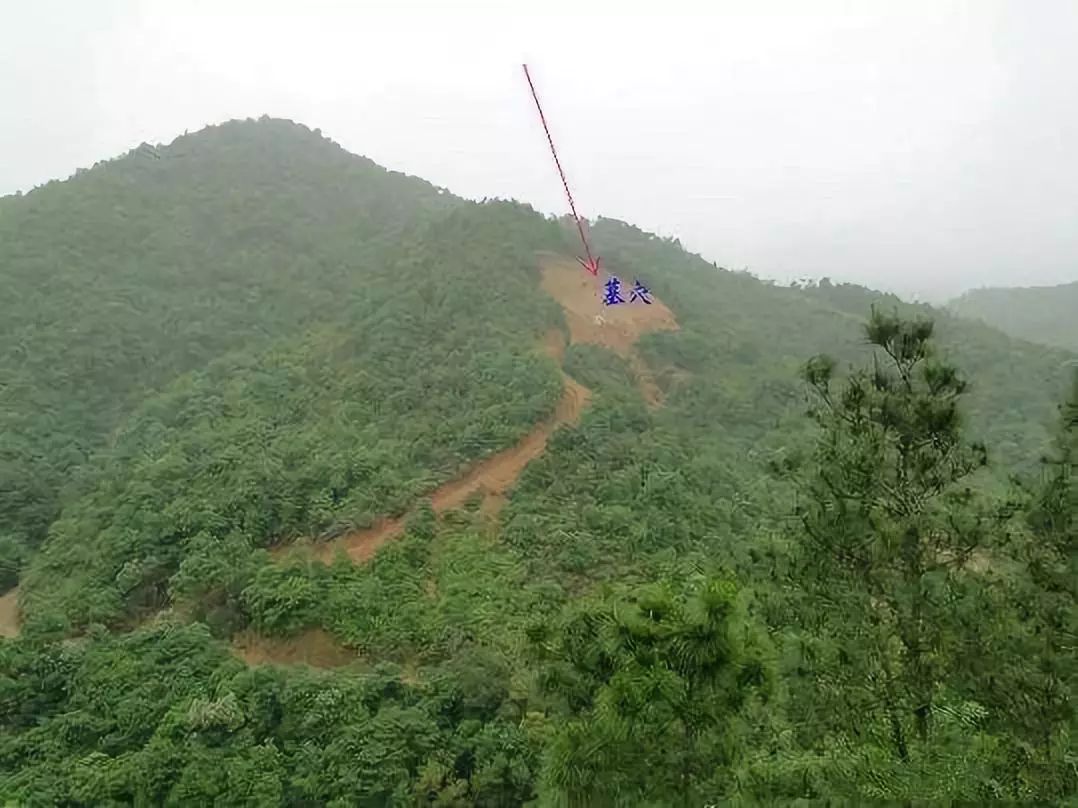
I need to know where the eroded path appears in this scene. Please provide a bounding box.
[283,329,591,564]
[230,628,357,668]
[275,255,680,568]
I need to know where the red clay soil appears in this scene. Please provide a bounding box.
[0,587,19,639]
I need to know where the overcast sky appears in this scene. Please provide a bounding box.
[3,0,1077,300]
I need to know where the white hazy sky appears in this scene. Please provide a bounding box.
[3,0,1077,300]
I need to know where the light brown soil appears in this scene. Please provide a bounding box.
[538,256,679,405]
[539,256,679,356]
[0,587,19,639]
[230,627,357,668]
[480,491,509,518]
[937,548,993,574]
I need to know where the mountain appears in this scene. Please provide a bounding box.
[0,119,1074,805]
[949,280,1078,351]
[0,118,458,555]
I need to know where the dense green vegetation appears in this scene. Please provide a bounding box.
[0,117,457,578]
[949,280,1078,352]
[1,120,1074,805]
[783,275,1073,469]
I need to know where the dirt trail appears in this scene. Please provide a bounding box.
[275,254,678,567]
[294,335,591,565]
[248,254,681,666]
[0,587,19,639]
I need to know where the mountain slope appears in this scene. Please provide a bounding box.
[593,224,1075,469]
[4,118,1072,626]
[0,119,1074,805]
[0,117,459,565]
[948,280,1078,351]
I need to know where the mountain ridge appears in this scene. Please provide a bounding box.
[948,279,1078,352]
[2,116,1071,603]
[0,117,1074,805]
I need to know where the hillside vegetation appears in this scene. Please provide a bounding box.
[0,119,1074,805]
[0,118,456,568]
[949,280,1078,351]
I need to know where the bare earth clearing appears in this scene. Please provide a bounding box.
[0,588,19,639]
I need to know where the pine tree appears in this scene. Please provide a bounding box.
[1029,371,1077,545]
[1005,371,1076,752]
[529,576,767,807]
[790,307,999,760]
[952,371,1078,801]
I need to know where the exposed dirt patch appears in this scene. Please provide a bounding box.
[539,256,679,357]
[538,256,678,405]
[542,327,567,363]
[938,548,993,574]
[0,587,19,639]
[230,627,357,668]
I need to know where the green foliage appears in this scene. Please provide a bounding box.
[0,533,28,592]
[950,280,1078,352]
[0,625,542,805]
[272,518,568,665]
[0,120,1074,805]
[1029,371,1078,542]
[774,308,1076,802]
[0,119,456,556]
[795,275,1075,470]
[959,370,1076,771]
[21,325,561,630]
[530,575,769,806]
[0,117,568,596]
[789,308,999,750]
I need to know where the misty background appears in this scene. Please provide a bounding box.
[3,0,1076,300]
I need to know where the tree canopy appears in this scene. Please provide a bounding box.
[0,119,1074,805]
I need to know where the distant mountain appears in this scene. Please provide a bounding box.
[949,280,1078,351]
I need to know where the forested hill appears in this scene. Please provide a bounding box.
[594,227,1074,465]
[1,118,1074,805]
[0,118,464,569]
[948,280,1078,351]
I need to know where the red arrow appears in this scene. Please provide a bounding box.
[576,255,601,275]
[523,64,600,276]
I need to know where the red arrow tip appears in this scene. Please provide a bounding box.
[577,256,601,276]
